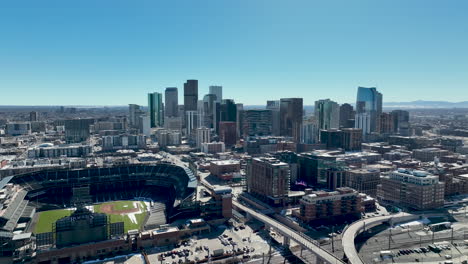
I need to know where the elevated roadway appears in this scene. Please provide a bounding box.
[341,212,419,264]
[233,201,345,264]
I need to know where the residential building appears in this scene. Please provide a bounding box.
[196,127,211,149]
[185,111,199,137]
[379,112,394,134]
[27,144,92,158]
[377,169,445,210]
[294,187,363,223]
[201,142,225,154]
[6,122,31,136]
[242,110,272,137]
[29,111,39,122]
[218,121,237,147]
[128,104,144,128]
[64,119,94,143]
[413,148,450,162]
[246,157,290,205]
[301,117,318,144]
[209,160,240,180]
[102,134,146,151]
[391,110,410,135]
[346,169,380,196]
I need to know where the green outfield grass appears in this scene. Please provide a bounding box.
[34,209,72,234]
[34,201,148,234]
[93,200,147,232]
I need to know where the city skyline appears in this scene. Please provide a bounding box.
[1,1,468,105]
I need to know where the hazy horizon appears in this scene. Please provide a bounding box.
[1,1,467,105]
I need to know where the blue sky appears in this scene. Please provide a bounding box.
[1,0,467,106]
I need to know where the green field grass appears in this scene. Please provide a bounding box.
[34,201,148,234]
[35,209,72,234]
[93,200,147,232]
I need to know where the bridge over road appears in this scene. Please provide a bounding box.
[233,201,345,264]
[341,212,419,264]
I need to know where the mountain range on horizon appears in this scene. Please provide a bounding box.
[1,100,468,109]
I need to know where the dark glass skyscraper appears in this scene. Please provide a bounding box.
[183,80,198,112]
[339,103,354,128]
[165,87,178,117]
[280,98,303,142]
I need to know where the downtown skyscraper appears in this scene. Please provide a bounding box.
[183,80,198,112]
[164,87,178,117]
[209,85,222,103]
[280,98,303,143]
[355,87,382,136]
[148,92,164,127]
[314,99,340,131]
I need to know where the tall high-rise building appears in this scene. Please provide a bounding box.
[320,128,362,151]
[209,86,223,103]
[196,127,211,149]
[236,103,244,138]
[355,87,382,135]
[185,110,199,137]
[314,99,340,133]
[64,119,95,143]
[220,99,237,122]
[129,104,145,128]
[246,157,290,205]
[379,112,394,134]
[339,103,354,128]
[219,121,237,147]
[391,110,410,135]
[280,98,303,142]
[266,100,281,136]
[29,111,39,122]
[200,94,217,129]
[242,110,272,137]
[148,92,164,128]
[165,87,178,117]
[301,117,318,144]
[184,80,198,112]
[139,115,151,136]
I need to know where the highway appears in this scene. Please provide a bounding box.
[233,201,345,264]
[341,212,415,264]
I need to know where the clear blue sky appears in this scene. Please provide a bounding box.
[1,0,467,106]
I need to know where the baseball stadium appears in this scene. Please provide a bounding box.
[12,163,197,232]
[1,162,234,263]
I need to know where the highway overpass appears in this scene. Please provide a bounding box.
[341,212,419,264]
[233,201,345,264]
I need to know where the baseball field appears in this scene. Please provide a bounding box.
[34,200,148,234]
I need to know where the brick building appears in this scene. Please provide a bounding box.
[346,169,381,196]
[246,157,290,206]
[294,187,363,223]
[377,169,444,210]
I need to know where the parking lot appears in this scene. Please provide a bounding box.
[145,221,283,264]
[366,242,468,263]
[358,215,468,263]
